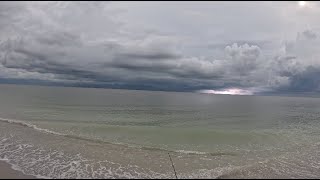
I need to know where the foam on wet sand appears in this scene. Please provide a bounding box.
[0,160,37,179]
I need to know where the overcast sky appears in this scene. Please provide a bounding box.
[1,1,320,95]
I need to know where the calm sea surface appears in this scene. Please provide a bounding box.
[0,84,320,178]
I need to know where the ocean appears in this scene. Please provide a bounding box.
[0,84,320,178]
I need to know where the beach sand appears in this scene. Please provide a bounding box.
[0,161,37,179]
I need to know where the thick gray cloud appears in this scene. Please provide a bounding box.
[301,30,317,40]
[1,1,320,94]
[224,43,261,76]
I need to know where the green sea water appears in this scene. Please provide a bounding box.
[0,84,320,178]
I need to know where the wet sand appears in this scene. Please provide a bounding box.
[0,161,37,179]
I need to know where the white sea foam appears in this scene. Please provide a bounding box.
[0,117,207,157]
[0,159,49,179]
[175,150,207,155]
[0,134,171,179]
[0,117,66,136]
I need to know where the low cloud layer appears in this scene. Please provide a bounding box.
[1,2,320,95]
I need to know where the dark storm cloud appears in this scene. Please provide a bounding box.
[1,2,320,94]
[273,66,320,93]
[289,66,320,92]
[301,30,317,40]
[0,28,230,88]
[118,51,180,60]
[271,55,301,77]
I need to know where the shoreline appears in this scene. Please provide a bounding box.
[0,160,38,179]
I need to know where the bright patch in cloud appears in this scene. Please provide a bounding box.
[299,1,306,7]
[198,88,254,95]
